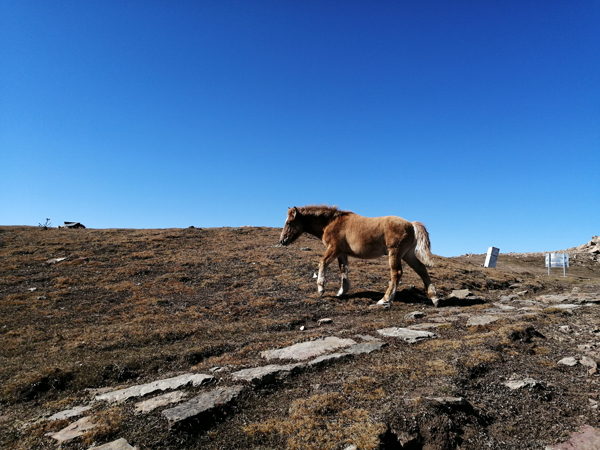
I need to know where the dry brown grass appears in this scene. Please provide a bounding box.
[1,226,600,449]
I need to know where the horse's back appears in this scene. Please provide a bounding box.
[329,213,414,258]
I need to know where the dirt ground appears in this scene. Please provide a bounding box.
[1,225,599,449]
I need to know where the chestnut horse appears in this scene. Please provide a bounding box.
[279,205,439,307]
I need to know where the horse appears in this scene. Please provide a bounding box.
[279,205,439,307]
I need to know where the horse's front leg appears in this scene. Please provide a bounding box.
[317,247,338,296]
[336,255,350,297]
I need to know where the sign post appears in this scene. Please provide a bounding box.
[545,253,569,276]
[484,247,500,268]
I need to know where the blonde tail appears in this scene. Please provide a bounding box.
[412,221,434,267]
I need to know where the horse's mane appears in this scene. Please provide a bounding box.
[297,205,351,220]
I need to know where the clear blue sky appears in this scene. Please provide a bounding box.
[1,1,598,257]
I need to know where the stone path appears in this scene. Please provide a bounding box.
[41,290,600,449]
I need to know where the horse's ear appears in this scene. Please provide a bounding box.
[289,207,298,219]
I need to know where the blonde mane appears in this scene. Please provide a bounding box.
[297,205,351,220]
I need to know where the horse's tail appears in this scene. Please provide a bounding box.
[412,221,434,267]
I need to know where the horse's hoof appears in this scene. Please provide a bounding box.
[369,302,391,310]
[431,297,440,307]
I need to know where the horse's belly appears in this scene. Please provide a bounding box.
[345,243,387,259]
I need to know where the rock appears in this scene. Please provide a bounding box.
[46,416,96,443]
[553,304,582,310]
[377,327,437,344]
[231,364,303,387]
[47,405,92,422]
[88,438,137,450]
[260,337,357,361]
[162,385,244,429]
[425,397,469,407]
[558,357,579,367]
[581,356,598,371]
[537,294,571,303]
[450,289,475,299]
[344,341,387,355]
[317,318,333,325]
[308,352,352,367]
[445,290,483,306]
[558,356,598,374]
[491,303,517,310]
[504,377,541,390]
[96,373,214,402]
[545,425,600,450]
[466,315,500,326]
[408,323,445,330]
[135,391,187,413]
[404,311,425,320]
[46,257,67,264]
[356,334,382,342]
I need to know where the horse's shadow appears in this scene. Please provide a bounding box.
[342,289,486,307]
[343,288,431,305]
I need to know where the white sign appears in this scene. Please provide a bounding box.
[545,253,569,276]
[484,247,500,268]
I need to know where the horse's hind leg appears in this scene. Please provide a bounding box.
[378,249,402,306]
[403,250,439,306]
[336,255,350,297]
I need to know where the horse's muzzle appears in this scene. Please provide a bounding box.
[279,238,289,246]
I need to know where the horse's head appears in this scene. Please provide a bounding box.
[279,207,303,246]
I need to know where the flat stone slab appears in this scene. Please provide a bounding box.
[231,364,303,386]
[344,341,387,355]
[88,438,137,450]
[538,294,572,303]
[308,352,352,367]
[408,323,446,330]
[135,391,187,413]
[260,337,357,361]
[466,315,500,326]
[162,385,244,429]
[546,304,582,311]
[546,425,600,450]
[47,405,92,422]
[46,416,96,443]
[377,327,437,343]
[96,373,214,402]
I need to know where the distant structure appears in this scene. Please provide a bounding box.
[58,221,86,229]
[546,253,569,276]
[484,247,499,268]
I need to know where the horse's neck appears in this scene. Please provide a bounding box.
[302,215,331,240]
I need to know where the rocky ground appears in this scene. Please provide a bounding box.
[1,226,600,450]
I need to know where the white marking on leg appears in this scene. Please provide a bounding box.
[317,264,325,295]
